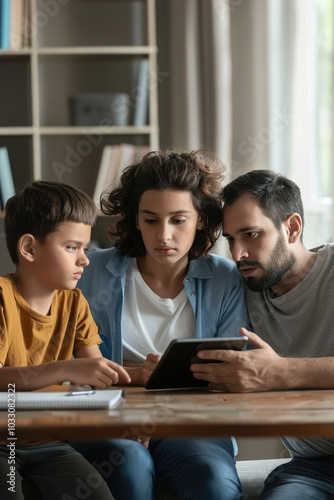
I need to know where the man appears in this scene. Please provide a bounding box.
[191,170,334,499]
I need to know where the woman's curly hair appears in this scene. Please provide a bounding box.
[100,149,226,259]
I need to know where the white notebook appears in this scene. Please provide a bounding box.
[0,389,124,410]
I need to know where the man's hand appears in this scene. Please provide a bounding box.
[190,328,289,393]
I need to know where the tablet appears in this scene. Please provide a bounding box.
[145,336,248,390]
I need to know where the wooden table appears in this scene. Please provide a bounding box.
[1,387,334,442]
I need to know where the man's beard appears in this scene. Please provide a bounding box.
[239,233,296,292]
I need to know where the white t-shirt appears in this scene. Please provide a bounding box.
[122,260,195,363]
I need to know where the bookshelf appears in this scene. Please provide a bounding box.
[0,0,159,198]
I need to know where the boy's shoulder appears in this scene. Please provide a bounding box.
[0,275,86,313]
[0,274,15,295]
[0,275,21,313]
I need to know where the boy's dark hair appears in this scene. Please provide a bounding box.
[222,169,304,237]
[101,150,226,259]
[5,180,96,264]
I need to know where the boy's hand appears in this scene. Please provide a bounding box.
[68,358,131,388]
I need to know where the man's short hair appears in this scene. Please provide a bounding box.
[222,169,304,235]
[5,180,96,264]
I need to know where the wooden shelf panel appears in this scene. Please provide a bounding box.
[37,46,157,56]
[38,126,154,135]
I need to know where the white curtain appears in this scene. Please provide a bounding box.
[162,0,333,252]
[267,0,328,248]
[268,0,332,247]
[168,0,232,166]
[166,0,232,256]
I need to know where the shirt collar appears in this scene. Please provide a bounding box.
[106,250,213,280]
[187,256,213,279]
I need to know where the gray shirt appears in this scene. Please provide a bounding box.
[245,244,334,457]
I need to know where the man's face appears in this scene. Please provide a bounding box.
[222,193,295,291]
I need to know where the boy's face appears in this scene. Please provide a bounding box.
[32,221,91,291]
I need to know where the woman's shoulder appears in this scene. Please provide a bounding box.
[86,246,122,268]
[205,253,238,274]
[85,247,133,277]
[207,252,236,267]
[189,253,239,280]
[87,246,118,261]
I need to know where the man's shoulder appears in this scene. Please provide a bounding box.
[317,243,334,256]
[313,243,334,269]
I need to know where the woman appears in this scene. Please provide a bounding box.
[73,150,249,500]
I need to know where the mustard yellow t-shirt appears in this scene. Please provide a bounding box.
[0,275,101,368]
[0,275,102,446]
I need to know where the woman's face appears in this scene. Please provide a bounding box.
[136,189,204,267]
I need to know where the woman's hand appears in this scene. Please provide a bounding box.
[124,353,161,386]
[141,353,161,384]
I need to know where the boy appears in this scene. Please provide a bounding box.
[0,180,130,500]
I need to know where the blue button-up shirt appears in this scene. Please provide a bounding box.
[78,248,250,364]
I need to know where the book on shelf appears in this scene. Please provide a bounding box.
[93,144,114,208]
[115,143,137,181]
[115,144,150,181]
[93,143,149,209]
[0,147,15,209]
[22,0,31,48]
[133,58,150,127]
[9,0,23,50]
[0,0,28,50]
[0,0,11,49]
[0,389,124,411]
